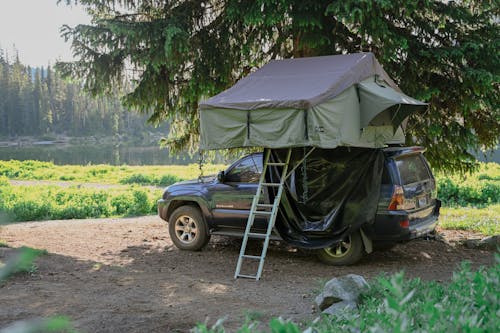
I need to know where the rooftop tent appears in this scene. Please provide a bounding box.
[199,52,427,150]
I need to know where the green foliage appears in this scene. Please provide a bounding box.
[120,173,181,186]
[310,257,500,332]
[436,162,500,207]
[59,0,499,172]
[0,180,161,222]
[193,256,500,332]
[0,160,225,184]
[0,317,73,333]
[0,247,45,281]
[440,205,500,236]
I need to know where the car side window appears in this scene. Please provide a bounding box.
[225,154,262,183]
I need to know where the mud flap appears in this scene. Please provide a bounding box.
[360,228,373,254]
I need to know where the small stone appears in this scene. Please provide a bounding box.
[465,239,481,249]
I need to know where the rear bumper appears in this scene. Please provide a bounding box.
[367,200,441,242]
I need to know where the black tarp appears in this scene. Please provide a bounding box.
[267,147,385,249]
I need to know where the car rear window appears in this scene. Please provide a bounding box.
[395,154,431,185]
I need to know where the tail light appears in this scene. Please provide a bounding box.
[388,185,416,211]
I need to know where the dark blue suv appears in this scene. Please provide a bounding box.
[158,147,441,265]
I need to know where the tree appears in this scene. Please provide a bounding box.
[58,0,499,171]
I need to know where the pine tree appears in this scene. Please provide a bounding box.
[59,0,500,171]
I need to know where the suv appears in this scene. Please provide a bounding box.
[158,147,441,265]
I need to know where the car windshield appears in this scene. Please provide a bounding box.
[396,154,431,185]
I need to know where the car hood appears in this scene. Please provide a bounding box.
[172,175,216,186]
[163,175,216,198]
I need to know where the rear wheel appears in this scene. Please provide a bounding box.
[168,205,210,251]
[316,231,364,265]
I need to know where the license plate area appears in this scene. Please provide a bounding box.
[418,196,428,207]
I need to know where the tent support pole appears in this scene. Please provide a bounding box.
[284,147,316,180]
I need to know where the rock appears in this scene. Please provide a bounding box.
[464,239,481,249]
[315,274,369,311]
[322,300,357,315]
[478,235,500,250]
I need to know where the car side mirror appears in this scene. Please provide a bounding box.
[217,171,225,182]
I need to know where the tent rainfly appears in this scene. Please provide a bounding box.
[199,52,427,150]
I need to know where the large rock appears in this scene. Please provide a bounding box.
[315,274,369,311]
[321,300,357,315]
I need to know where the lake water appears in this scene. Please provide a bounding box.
[0,143,197,165]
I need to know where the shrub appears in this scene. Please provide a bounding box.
[120,173,155,185]
[436,162,500,207]
[129,190,152,215]
[0,184,161,222]
[157,174,181,186]
[11,200,52,221]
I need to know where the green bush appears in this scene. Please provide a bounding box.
[157,174,181,186]
[11,200,52,221]
[120,173,155,185]
[436,162,500,207]
[0,182,161,222]
[120,173,181,187]
[309,258,500,332]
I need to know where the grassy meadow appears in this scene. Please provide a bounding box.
[0,160,498,235]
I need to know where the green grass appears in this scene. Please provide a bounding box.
[439,204,500,236]
[0,178,162,222]
[194,255,500,332]
[0,159,226,185]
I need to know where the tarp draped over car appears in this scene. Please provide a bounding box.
[199,52,427,150]
[267,147,385,249]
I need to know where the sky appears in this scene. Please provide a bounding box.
[0,0,90,67]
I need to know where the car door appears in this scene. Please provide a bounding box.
[209,154,267,229]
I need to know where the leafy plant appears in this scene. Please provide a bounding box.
[0,247,46,281]
[0,181,161,222]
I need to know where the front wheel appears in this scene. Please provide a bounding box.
[316,231,364,266]
[168,205,210,251]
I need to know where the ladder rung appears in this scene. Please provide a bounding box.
[261,182,281,187]
[253,211,272,215]
[236,274,258,280]
[256,203,274,208]
[242,255,262,260]
[266,162,286,166]
[247,232,267,239]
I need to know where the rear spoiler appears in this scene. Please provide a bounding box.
[382,146,426,158]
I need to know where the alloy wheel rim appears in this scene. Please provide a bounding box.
[324,235,352,258]
[174,215,198,244]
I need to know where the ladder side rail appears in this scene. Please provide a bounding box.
[234,149,271,279]
[256,148,293,279]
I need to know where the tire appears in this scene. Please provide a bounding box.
[168,205,210,251]
[316,231,364,266]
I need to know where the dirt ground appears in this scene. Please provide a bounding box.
[0,216,496,332]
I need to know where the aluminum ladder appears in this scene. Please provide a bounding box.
[234,148,292,280]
